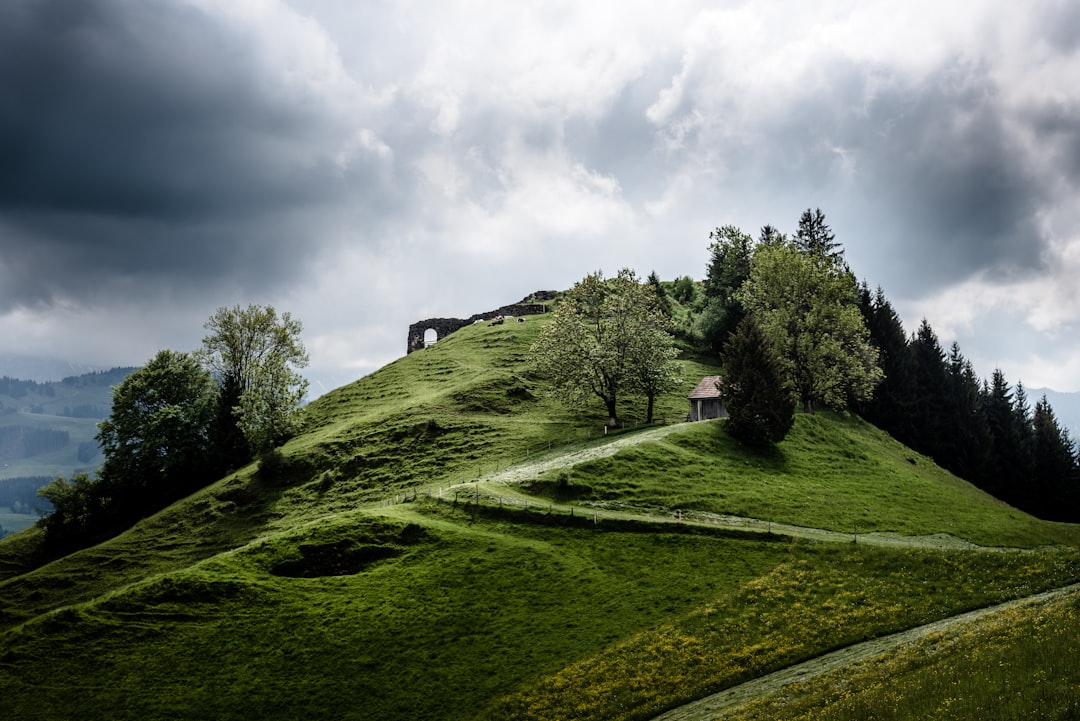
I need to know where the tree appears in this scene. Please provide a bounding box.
[738,242,882,413]
[794,207,842,261]
[698,225,754,352]
[647,270,673,318]
[96,350,218,508]
[982,369,1023,500]
[907,319,950,460]
[860,286,914,441]
[671,275,696,304]
[629,325,681,424]
[719,316,796,446]
[943,342,992,483]
[759,224,786,247]
[200,304,309,456]
[37,472,102,541]
[1031,396,1077,519]
[532,269,678,427]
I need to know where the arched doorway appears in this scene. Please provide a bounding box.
[424,328,438,347]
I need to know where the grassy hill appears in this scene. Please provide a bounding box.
[0,312,1078,720]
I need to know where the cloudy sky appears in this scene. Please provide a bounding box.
[2,0,1080,398]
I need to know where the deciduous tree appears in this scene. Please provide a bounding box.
[738,242,882,413]
[698,225,754,351]
[532,269,678,427]
[96,349,218,502]
[200,304,309,455]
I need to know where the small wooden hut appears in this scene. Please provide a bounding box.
[688,375,728,421]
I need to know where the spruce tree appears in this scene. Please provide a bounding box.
[907,320,950,463]
[944,343,992,482]
[862,287,914,441]
[794,208,843,262]
[1032,396,1077,520]
[983,370,1022,500]
[720,316,796,446]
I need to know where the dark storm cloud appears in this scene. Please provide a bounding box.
[0,0,390,310]
[706,56,1052,294]
[0,210,311,309]
[859,62,1047,287]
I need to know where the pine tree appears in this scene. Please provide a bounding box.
[943,343,992,482]
[1032,396,1077,520]
[794,208,843,262]
[720,316,796,446]
[861,287,914,442]
[907,320,950,462]
[982,370,1023,500]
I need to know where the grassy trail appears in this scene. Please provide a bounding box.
[438,422,1026,553]
[648,582,1080,721]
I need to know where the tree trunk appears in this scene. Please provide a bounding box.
[605,397,619,428]
[646,394,655,424]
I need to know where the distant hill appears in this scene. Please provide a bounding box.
[0,367,136,533]
[0,354,107,383]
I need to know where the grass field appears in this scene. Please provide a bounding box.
[1,305,1078,720]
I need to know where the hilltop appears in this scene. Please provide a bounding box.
[0,308,1078,720]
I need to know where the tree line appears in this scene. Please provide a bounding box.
[691,209,1078,521]
[531,209,1077,521]
[858,291,1078,521]
[37,305,309,546]
[0,426,70,460]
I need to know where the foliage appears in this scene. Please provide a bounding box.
[532,269,678,427]
[200,304,309,455]
[35,472,100,540]
[697,225,754,352]
[670,275,697,304]
[36,351,219,543]
[96,350,218,498]
[738,242,882,413]
[795,207,843,262]
[646,270,672,317]
[720,316,796,445]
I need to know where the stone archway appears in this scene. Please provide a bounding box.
[407,317,470,354]
[423,328,438,347]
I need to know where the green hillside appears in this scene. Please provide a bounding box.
[1,313,1078,720]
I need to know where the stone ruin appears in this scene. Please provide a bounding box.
[406,291,558,354]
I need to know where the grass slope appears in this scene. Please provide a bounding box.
[1,309,1078,721]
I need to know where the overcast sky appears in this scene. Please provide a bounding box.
[2,0,1080,399]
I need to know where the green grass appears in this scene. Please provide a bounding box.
[1,505,792,721]
[481,542,1080,721]
[553,414,1080,548]
[726,589,1080,721]
[1,305,1079,720]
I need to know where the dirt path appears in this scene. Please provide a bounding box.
[440,423,1005,553]
[649,582,1080,720]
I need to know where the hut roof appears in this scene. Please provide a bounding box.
[688,375,723,400]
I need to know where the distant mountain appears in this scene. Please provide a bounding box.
[0,354,107,382]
